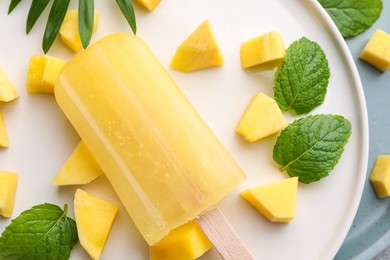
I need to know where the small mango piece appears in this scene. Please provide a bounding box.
[0,112,9,148]
[135,0,160,11]
[0,69,19,102]
[170,20,224,72]
[150,221,212,260]
[74,189,119,260]
[360,29,390,72]
[236,93,287,142]
[370,155,390,198]
[240,31,286,69]
[60,10,99,53]
[241,177,298,223]
[52,141,104,185]
[0,171,18,218]
[27,55,67,94]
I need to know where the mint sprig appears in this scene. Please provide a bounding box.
[273,114,351,184]
[8,0,137,53]
[318,0,382,38]
[0,203,78,259]
[274,37,330,115]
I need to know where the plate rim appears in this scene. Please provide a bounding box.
[309,0,370,258]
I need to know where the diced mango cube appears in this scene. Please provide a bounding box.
[74,189,119,260]
[240,31,286,69]
[370,155,390,198]
[60,10,99,53]
[241,177,298,223]
[52,141,104,186]
[0,112,9,148]
[0,171,18,218]
[150,221,212,260]
[236,93,287,142]
[170,20,224,72]
[0,69,19,102]
[360,29,390,72]
[27,55,67,94]
[135,0,160,11]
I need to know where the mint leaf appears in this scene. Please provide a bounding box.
[318,0,382,38]
[274,37,330,115]
[0,203,78,259]
[273,114,351,183]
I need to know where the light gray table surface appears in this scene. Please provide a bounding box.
[334,1,390,259]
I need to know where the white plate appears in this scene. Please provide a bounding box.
[0,0,369,259]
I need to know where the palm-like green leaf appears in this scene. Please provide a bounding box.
[8,0,23,14]
[116,0,137,34]
[43,0,71,53]
[79,0,95,49]
[8,0,137,52]
[26,0,51,34]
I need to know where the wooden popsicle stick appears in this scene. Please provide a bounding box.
[196,207,254,260]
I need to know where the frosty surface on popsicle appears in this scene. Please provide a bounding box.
[54,33,246,245]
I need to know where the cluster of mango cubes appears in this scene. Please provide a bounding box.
[0,68,19,218]
[236,32,299,223]
[171,19,297,224]
[172,21,298,223]
[171,19,298,229]
[360,31,390,196]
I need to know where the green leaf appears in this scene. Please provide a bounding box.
[274,37,330,115]
[318,0,382,38]
[42,0,71,53]
[7,0,138,52]
[116,0,137,34]
[26,0,51,34]
[273,114,352,184]
[79,0,95,49]
[8,0,23,14]
[0,203,78,259]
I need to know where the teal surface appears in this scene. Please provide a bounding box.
[336,1,390,259]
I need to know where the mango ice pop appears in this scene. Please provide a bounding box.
[54,33,246,245]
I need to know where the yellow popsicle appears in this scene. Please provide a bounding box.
[54,33,246,245]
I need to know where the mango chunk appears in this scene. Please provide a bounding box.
[0,69,19,102]
[135,0,160,11]
[240,31,286,69]
[74,189,119,260]
[52,141,104,185]
[60,10,99,53]
[170,20,224,72]
[360,29,390,72]
[370,155,390,198]
[236,93,287,142]
[241,177,298,223]
[27,55,67,94]
[150,221,212,260]
[0,171,18,218]
[0,112,9,148]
